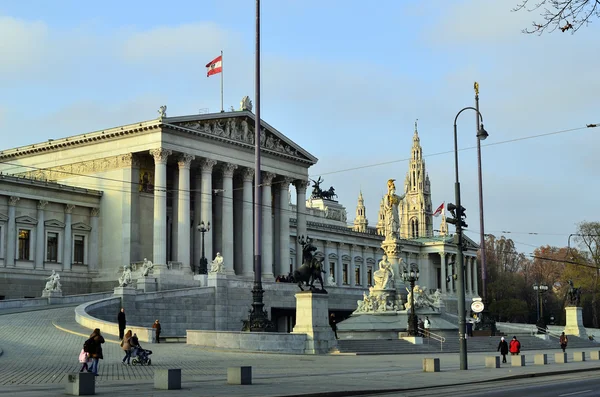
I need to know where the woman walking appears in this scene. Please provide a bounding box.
[560,332,568,352]
[87,328,105,376]
[497,337,509,363]
[121,330,133,365]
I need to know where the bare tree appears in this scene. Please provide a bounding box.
[514,0,600,34]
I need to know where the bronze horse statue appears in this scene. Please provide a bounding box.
[293,235,327,292]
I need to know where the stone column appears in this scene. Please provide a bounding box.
[262,172,276,279]
[89,208,99,271]
[361,246,368,288]
[473,258,479,296]
[221,163,238,275]
[336,243,344,287]
[200,159,217,267]
[241,168,254,277]
[294,180,309,269]
[466,256,472,295]
[177,154,195,269]
[279,178,293,277]
[150,148,172,265]
[6,196,19,267]
[349,245,357,286]
[63,204,75,270]
[35,200,48,269]
[193,172,202,269]
[440,253,447,294]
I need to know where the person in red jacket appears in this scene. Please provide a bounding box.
[509,336,521,355]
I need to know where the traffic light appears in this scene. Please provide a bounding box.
[446,203,468,228]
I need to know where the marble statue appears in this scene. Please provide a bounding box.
[43,270,62,292]
[383,179,405,240]
[373,254,394,290]
[353,287,401,314]
[118,265,133,287]
[240,96,253,112]
[209,252,225,274]
[158,105,167,118]
[141,258,154,277]
[405,285,438,311]
[327,273,336,287]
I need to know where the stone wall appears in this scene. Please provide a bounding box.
[187,330,307,354]
[0,268,94,299]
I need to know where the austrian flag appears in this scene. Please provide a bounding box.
[206,55,222,77]
[433,203,444,217]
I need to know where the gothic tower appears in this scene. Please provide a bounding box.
[352,190,368,233]
[400,121,433,238]
[376,197,385,236]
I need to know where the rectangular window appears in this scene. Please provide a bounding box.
[367,266,373,286]
[18,229,30,260]
[343,264,348,285]
[355,265,361,286]
[73,235,85,264]
[329,262,336,279]
[46,232,59,262]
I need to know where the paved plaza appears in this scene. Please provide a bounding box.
[1,306,600,396]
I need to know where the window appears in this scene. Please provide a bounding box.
[18,229,31,260]
[46,232,59,262]
[343,264,348,285]
[329,262,336,279]
[367,266,373,286]
[355,265,361,286]
[73,235,85,264]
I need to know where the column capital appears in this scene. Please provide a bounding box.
[65,204,76,214]
[200,158,218,173]
[337,242,345,249]
[294,179,309,191]
[242,167,255,182]
[91,207,100,217]
[8,196,19,206]
[262,171,276,186]
[177,154,195,169]
[149,148,172,165]
[37,200,49,210]
[279,177,294,191]
[222,163,238,178]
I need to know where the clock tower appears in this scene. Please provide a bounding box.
[399,122,433,238]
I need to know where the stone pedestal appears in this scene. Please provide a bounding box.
[154,369,181,390]
[292,291,337,354]
[193,274,208,287]
[113,286,137,314]
[208,273,228,331]
[564,306,587,337]
[65,372,95,395]
[42,289,63,298]
[137,277,157,293]
[381,239,406,299]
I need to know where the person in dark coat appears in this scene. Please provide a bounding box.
[117,308,126,340]
[87,328,105,376]
[152,319,162,343]
[560,332,568,352]
[497,336,509,363]
[329,313,338,339]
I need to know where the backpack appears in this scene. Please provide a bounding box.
[83,337,94,353]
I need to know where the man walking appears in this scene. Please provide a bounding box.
[497,336,509,363]
[118,308,126,340]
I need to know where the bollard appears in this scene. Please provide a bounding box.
[422,358,440,372]
[154,369,181,390]
[227,367,252,385]
[573,352,586,362]
[65,372,95,396]
[590,351,600,361]
[534,354,547,365]
[511,355,526,367]
[555,352,568,364]
[485,356,500,368]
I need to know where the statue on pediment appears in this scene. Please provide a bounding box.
[240,96,253,111]
[158,105,167,119]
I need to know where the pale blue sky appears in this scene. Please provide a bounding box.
[1,0,598,254]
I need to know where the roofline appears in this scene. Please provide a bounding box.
[0,173,104,196]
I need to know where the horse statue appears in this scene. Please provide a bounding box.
[310,177,324,199]
[293,235,327,292]
[566,280,581,307]
[321,186,338,200]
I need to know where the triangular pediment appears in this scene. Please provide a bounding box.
[0,213,7,222]
[366,258,376,265]
[354,256,364,263]
[342,254,352,261]
[164,111,318,165]
[72,222,92,231]
[45,219,65,228]
[15,215,37,225]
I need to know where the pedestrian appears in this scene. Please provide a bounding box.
[152,319,162,343]
[509,336,521,356]
[78,347,91,372]
[87,328,105,376]
[418,318,424,337]
[121,329,133,365]
[329,313,339,339]
[117,308,126,340]
[497,336,509,363]
[423,316,431,338]
[466,321,473,337]
[560,332,568,352]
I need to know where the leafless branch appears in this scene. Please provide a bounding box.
[513,0,600,34]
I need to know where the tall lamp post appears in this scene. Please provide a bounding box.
[197,221,211,274]
[403,263,420,336]
[533,283,549,332]
[474,82,487,304]
[447,106,488,371]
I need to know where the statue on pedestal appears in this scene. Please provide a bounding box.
[566,280,582,307]
[43,270,62,292]
[327,273,336,287]
[293,235,326,292]
[141,258,154,277]
[118,265,133,287]
[373,254,394,290]
[383,179,406,240]
[209,252,225,274]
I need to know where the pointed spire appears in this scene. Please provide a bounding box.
[413,119,420,143]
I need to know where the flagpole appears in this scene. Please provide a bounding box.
[220,50,224,113]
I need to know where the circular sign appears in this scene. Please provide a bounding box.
[471,301,484,313]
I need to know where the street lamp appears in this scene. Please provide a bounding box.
[447,106,487,371]
[197,221,211,274]
[533,283,549,331]
[403,263,420,337]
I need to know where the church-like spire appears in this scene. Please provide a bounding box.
[352,190,368,233]
[376,197,385,236]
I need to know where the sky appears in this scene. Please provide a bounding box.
[0,0,598,255]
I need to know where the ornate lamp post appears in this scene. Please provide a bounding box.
[533,283,549,331]
[197,221,210,274]
[403,263,420,336]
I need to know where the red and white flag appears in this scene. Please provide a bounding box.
[433,202,444,217]
[206,55,222,77]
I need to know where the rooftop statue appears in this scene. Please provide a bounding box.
[310,176,338,201]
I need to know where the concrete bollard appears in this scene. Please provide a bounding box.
[485,356,500,368]
[555,352,568,364]
[534,354,548,365]
[227,367,252,385]
[590,351,600,361]
[573,352,586,362]
[511,355,526,367]
[65,372,95,396]
[154,369,181,390]
[422,358,440,372]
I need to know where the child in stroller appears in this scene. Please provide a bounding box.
[130,333,153,366]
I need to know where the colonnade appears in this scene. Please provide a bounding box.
[439,252,479,295]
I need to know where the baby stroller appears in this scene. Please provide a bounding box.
[131,345,153,366]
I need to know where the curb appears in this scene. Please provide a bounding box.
[52,321,121,345]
